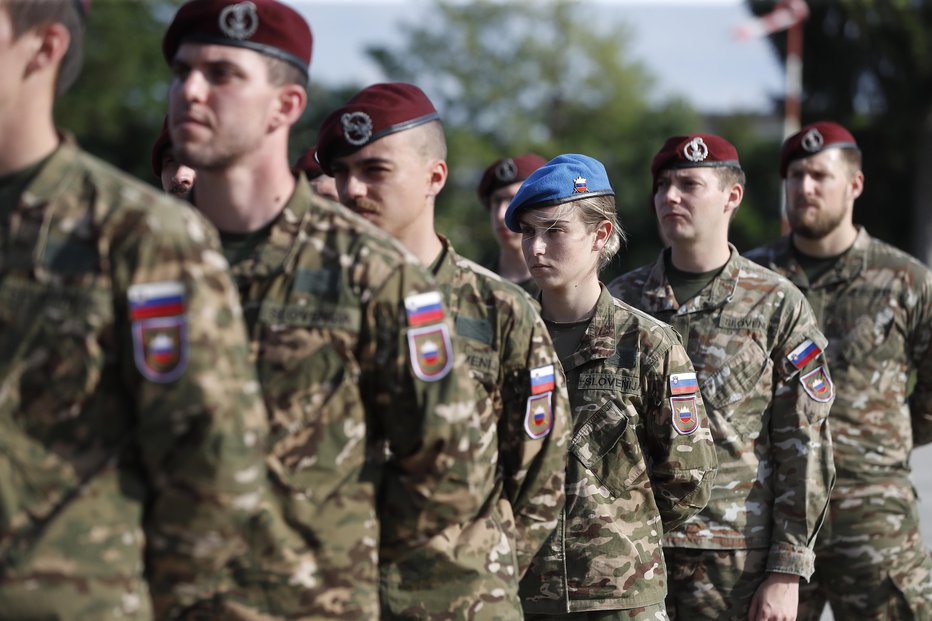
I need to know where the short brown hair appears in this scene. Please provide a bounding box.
[4,0,85,96]
[575,194,626,271]
[263,55,307,90]
[715,166,746,191]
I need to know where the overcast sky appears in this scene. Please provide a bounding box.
[291,0,786,114]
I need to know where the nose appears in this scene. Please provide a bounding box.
[526,233,546,256]
[337,171,365,205]
[172,70,207,107]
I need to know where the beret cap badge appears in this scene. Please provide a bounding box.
[495,159,518,182]
[573,176,588,193]
[219,1,258,40]
[341,112,374,146]
[683,137,709,162]
[801,128,824,152]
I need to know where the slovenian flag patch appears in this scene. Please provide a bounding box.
[788,338,821,369]
[128,281,186,320]
[530,364,556,395]
[669,372,698,395]
[404,291,445,326]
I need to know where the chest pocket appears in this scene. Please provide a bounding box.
[699,337,771,437]
[570,399,648,497]
[833,304,897,365]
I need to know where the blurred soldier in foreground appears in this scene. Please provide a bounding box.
[477,153,547,296]
[0,0,276,618]
[165,2,482,618]
[609,134,835,621]
[746,121,932,620]
[317,82,570,620]
[151,116,196,199]
[507,154,717,620]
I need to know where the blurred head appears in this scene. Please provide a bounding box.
[478,153,547,253]
[781,121,863,240]
[294,144,338,200]
[152,116,196,199]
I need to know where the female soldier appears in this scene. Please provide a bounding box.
[507,154,718,621]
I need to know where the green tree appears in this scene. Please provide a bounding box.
[748,0,932,264]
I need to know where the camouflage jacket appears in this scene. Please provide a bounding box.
[746,228,932,488]
[0,141,274,620]
[608,247,835,580]
[380,236,570,620]
[520,285,718,612]
[226,178,482,620]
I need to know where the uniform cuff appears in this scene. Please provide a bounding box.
[767,543,815,581]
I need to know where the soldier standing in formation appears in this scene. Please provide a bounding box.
[164,2,483,618]
[608,134,836,621]
[477,153,548,296]
[316,82,571,620]
[505,154,718,620]
[151,116,196,199]
[747,121,932,620]
[0,0,279,618]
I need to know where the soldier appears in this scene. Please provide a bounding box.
[0,0,279,618]
[746,121,932,620]
[477,153,548,296]
[294,145,338,201]
[316,83,571,620]
[164,2,482,618]
[151,116,196,199]
[608,134,836,621]
[503,154,718,620]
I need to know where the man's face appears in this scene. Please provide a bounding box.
[168,43,278,171]
[785,148,862,240]
[0,8,36,115]
[653,167,736,245]
[160,150,196,199]
[330,129,440,242]
[487,181,524,252]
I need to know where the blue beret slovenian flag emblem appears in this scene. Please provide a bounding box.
[573,176,588,193]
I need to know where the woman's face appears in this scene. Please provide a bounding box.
[519,203,604,293]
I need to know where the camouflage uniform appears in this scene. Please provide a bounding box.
[608,246,835,620]
[520,285,718,616]
[380,236,570,620]
[0,141,276,620]
[225,177,483,619]
[746,227,932,619]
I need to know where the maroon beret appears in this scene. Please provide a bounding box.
[477,153,548,203]
[315,82,441,175]
[294,145,324,180]
[651,134,741,186]
[779,121,859,178]
[151,117,172,178]
[163,0,312,75]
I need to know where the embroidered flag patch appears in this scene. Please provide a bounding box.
[669,372,698,395]
[530,364,556,395]
[801,365,834,403]
[670,395,700,435]
[407,323,453,382]
[788,338,821,369]
[404,291,445,326]
[525,392,553,439]
[128,281,188,383]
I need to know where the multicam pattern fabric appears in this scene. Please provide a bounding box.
[608,246,835,583]
[380,237,570,620]
[746,228,932,618]
[226,178,483,620]
[520,285,718,613]
[0,141,275,620]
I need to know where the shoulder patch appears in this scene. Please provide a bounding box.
[407,323,453,382]
[787,338,822,369]
[128,281,188,383]
[800,365,834,402]
[525,392,553,439]
[669,372,698,395]
[404,291,445,326]
[530,364,556,395]
[670,395,700,435]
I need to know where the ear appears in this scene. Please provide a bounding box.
[593,220,612,251]
[269,83,307,131]
[849,169,864,200]
[426,158,448,198]
[723,182,743,215]
[25,22,70,77]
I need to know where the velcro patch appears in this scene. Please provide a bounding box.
[670,395,700,435]
[800,365,834,402]
[128,281,188,383]
[669,372,698,395]
[404,291,445,326]
[787,338,821,369]
[128,281,186,320]
[525,392,553,439]
[530,364,556,395]
[407,323,453,382]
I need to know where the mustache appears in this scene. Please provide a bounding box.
[347,197,381,214]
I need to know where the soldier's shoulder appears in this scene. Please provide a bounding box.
[866,236,932,283]
[735,255,804,299]
[453,253,539,313]
[743,239,784,265]
[606,263,652,295]
[609,295,680,350]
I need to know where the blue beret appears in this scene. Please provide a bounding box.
[504,154,614,232]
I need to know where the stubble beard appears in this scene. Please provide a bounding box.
[787,201,846,240]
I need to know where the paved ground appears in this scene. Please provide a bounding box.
[820,443,932,620]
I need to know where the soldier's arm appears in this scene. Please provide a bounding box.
[499,305,569,577]
[112,206,280,618]
[645,329,718,532]
[767,296,835,581]
[908,267,932,446]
